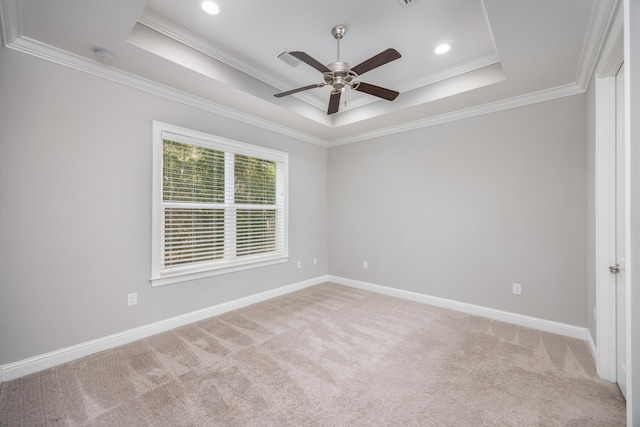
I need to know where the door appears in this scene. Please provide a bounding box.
[614,63,627,399]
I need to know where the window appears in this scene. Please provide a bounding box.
[151,122,288,286]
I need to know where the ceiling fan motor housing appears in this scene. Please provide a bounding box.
[328,61,350,73]
[326,62,356,91]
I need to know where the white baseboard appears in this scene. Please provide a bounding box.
[0,275,328,383]
[1,275,592,383]
[329,275,589,341]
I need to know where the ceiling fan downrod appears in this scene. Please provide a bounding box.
[327,25,355,94]
[332,25,346,61]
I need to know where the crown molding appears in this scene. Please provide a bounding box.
[0,34,596,149]
[397,53,501,94]
[327,82,585,147]
[327,0,621,147]
[137,10,292,94]
[575,0,620,91]
[1,0,620,148]
[595,2,623,77]
[4,35,328,147]
[137,10,328,112]
[138,9,503,115]
[0,0,20,46]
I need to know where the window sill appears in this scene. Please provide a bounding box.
[150,256,289,287]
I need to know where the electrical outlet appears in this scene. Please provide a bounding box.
[297,261,302,269]
[512,283,522,295]
[363,261,368,269]
[127,293,138,306]
[593,305,597,321]
[313,257,317,266]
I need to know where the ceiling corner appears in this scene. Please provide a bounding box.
[575,0,620,91]
[0,0,21,46]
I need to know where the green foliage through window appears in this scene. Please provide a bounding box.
[163,140,225,203]
[158,136,285,273]
[234,155,276,205]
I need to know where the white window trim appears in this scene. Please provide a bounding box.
[151,121,289,287]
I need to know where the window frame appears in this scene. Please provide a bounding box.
[151,121,289,287]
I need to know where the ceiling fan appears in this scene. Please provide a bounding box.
[274,25,401,115]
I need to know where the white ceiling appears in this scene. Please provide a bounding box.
[0,0,618,145]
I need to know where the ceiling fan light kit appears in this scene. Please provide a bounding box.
[274,25,401,115]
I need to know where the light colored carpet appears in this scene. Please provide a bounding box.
[0,283,626,426]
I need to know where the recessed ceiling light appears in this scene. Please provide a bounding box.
[435,43,452,54]
[200,0,220,15]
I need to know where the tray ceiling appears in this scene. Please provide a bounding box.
[0,0,617,144]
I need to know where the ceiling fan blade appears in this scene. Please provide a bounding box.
[327,91,341,115]
[274,83,325,98]
[351,48,401,76]
[289,51,332,73]
[354,82,399,101]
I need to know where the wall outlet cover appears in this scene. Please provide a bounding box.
[127,293,138,306]
[512,283,522,295]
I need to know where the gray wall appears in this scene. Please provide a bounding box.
[0,41,597,367]
[0,47,328,365]
[328,95,588,327]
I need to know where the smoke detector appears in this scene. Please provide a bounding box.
[94,48,115,64]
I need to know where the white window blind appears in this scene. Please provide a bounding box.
[151,122,288,286]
